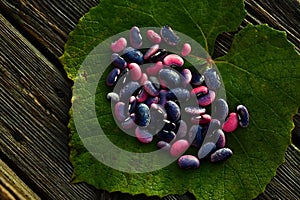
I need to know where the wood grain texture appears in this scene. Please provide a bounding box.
[0,0,300,199]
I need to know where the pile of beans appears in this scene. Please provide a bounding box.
[105,25,249,169]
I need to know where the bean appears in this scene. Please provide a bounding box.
[158,89,168,106]
[144,96,159,107]
[191,86,208,97]
[222,112,238,132]
[237,105,249,128]
[184,106,206,115]
[139,73,148,85]
[144,80,159,96]
[157,130,176,143]
[143,44,160,60]
[106,68,120,87]
[150,103,167,121]
[121,114,136,129]
[170,139,189,157]
[119,81,140,101]
[178,155,200,169]
[128,63,142,81]
[204,68,221,91]
[198,142,216,159]
[188,125,203,148]
[167,88,190,102]
[214,129,226,148]
[191,114,211,125]
[146,61,164,76]
[181,68,192,86]
[149,49,168,63]
[158,68,181,87]
[208,119,221,132]
[146,29,161,44]
[213,98,229,122]
[191,71,204,86]
[181,43,191,57]
[135,103,151,127]
[177,120,188,138]
[197,90,216,107]
[111,37,127,52]
[136,88,149,103]
[122,47,144,64]
[160,25,180,46]
[106,92,120,102]
[165,101,181,122]
[210,148,233,162]
[163,54,184,67]
[114,101,127,122]
[111,53,127,69]
[130,26,142,49]
[162,119,177,131]
[135,127,153,144]
[128,96,137,114]
[157,141,171,150]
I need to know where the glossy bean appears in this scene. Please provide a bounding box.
[106,92,120,102]
[184,106,206,115]
[149,49,168,63]
[191,86,208,97]
[146,29,161,44]
[128,96,137,114]
[135,127,153,144]
[160,25,180,46]
[178,155,200,169]
[158,89,168,106]
[157,130,176,143]
[136,88,149,103]
[237,105,249,128]
[128,63,142,81]
[121,114,136,129]
[144,96,159,107]
[197,90,216,107]
[111,53,127,69]
[163,54,184,67]
[106,68,120,87]
[170,139,189,157]
[181,43,191,57]
[162,119,177,131]
[210,148,233,162]
[214,129,226,148]
[191,72,204,86]
[191,114,211,125]
[130,26,142,49]
[114,101,127,122]
[204,68,221,91]
[157,141,171,150]
[150,103,167,121]
[165,101,181,122]
[122,47,144,64]
[111,37,127,52]
[135,103,151,127]
[146,61,164,76]
[208,119,221,132]
[188,125,203,148]
[177,120,188,138]
[143,44,159,60]
[198,142,216,159]
[222,112,238,132]
[213,98,229,122]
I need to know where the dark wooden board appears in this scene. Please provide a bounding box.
[0,0,300,199]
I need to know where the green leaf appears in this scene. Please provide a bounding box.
[60,0,300,199]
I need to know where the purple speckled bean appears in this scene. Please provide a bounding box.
[150,103,167,120]
[181,68,192,86]
[158,89,168,106]
[136,88,149,103]
[128,96,137,114]
[213,98,229,122]
[178,155,200,169]
[144,80,159,96]
[165,101,181,122]
[167,88,190,102]
[181,43,191,57]
[114,101,127,122]
[111,37,127,52]
[184,106,206,115]
[210,148,233,162]
[130,26,142,49]
[237,105,249,128]
[106,68,120,87]
[128,63,142,81]
[170,139,189,157]
[222,112,238,132]
[146,61,164,76]
[191,86,208,97]
[191,114,211,125]
[160,25,180,46]
[144,96,159,107]
[198,142,216,159]
[111,53,127,69]
[158,68,181,87]
[214,129,226,148]
[204,68,221,91]
[119,81,140,101]
[157,130,176,143]
[146,29,161,44]
[143,44,159,60]
[135,127,153,144]
[163,54,184,67]
[197,90,216,107]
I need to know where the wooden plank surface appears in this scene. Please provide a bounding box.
[0,0,300,199]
